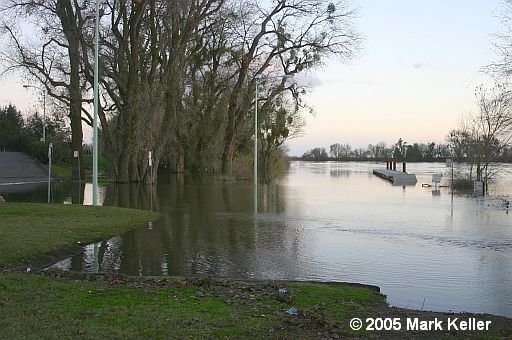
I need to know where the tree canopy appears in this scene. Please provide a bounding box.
[1,0,361,182]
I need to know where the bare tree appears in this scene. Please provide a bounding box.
[471,84,512,182]
[81,0,226,182]
[220,0,361,176]
[159,0,225,175]
[1,0,89,181]
[448,84,512,186]
[330,143,343,159]
[2,0,360,182]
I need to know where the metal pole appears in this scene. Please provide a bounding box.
[42,89,46,143]
[93,0,100,206]
[149,150,153,211]
[254,76,260,214]
[48,143,52,203]
[451,158,454,192]
[78,152,81,204]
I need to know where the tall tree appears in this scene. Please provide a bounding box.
[1,0,88,180]
[220,0,360,175]
[77,0,225,182]
[2,0,360,182]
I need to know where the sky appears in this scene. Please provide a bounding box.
[0,0,505,156]
[285,0,504,155]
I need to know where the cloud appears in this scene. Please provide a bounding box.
[413,62,424,69]
[295,74,376,88]
[293,73,323,88]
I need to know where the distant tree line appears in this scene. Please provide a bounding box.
[298,140,456,162]
[300,135,512,164]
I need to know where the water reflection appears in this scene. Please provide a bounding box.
[329,170,351,178]
[2,181,100,205]
[1,181,73,204]
[10,162,512,317]
[103,183,153,209]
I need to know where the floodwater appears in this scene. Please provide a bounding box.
[4,162,512,317]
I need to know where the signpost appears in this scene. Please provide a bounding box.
[74,150,81,203]
[432,173,443,184]
[474,181,484,196]
[149,150,153,211]
[48,143,53,203]
[446,158,454,194]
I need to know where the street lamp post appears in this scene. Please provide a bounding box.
[43,90,46,143]
[253,74,290,214]
[254,75,261,214]
[23,85,46,143]
[92,0,102,206]
[48,143,53,203]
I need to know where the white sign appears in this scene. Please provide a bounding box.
[48,143,53,158]
[432,174,443,183]
[446,158,452,167]
[474,181,484,196]
[148,150,152,167]
[73,151,79,158]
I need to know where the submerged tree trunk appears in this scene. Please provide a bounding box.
[117,150,130,183]
[222,132,235,176]
[177,149,185,173]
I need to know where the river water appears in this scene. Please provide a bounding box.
[4,161,512,317]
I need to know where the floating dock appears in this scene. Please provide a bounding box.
[373,169,417,185]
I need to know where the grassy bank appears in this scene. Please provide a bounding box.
[0,274,385,338]
[0,203,158,268]
[50,154,110,181]
[51,162,72,179]
[1,273,511,339]
[0,203,511,338]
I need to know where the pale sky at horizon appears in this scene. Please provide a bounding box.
[0,0,506,156]
[286,0,503,155]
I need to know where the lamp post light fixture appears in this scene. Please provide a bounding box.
[23,85,46,143]
[253,73,291,214]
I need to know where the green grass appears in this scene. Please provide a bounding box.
[83,154,108,172]
[1,274,510,339]
[46,155,112,181]
[288,282,385,319]
[0,274,384,339]
[0,203,510,338]
[51,163,72,178]
[0,203,158,267]
[47,162,111,182]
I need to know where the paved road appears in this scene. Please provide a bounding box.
[0,152,50,185]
